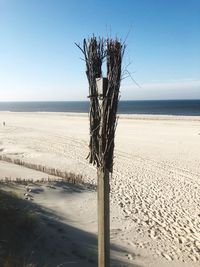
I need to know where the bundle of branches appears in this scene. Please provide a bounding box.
[76,37,105,167]
[76,37,125,173]
[102,39,125,172]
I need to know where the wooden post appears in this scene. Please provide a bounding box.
[97,77,110,267]
[97,168,110,267]
[76,38,125,267]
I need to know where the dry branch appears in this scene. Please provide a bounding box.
[76,37,125,172]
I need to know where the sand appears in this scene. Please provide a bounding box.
[0,112,200,266]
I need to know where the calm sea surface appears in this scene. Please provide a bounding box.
[0,100,200,116]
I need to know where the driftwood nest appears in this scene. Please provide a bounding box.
[76,37,125,173]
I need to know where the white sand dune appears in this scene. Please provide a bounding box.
[0,112,200,266]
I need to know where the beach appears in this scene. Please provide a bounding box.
[0,112,200,266]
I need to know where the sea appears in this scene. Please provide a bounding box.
[0,100,200,116]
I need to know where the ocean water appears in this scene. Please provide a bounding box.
[0,100,200,116]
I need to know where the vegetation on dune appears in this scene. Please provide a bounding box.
[0,190,37,267]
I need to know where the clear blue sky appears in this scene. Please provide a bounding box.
[0,0,199,101]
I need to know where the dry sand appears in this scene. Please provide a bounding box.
[0,112,200,266]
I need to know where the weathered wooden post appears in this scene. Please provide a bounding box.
[96,77,110,266]
[76,37,125,267]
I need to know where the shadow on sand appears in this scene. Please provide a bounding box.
[0,182,142,267]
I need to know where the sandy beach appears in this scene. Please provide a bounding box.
[0,112,200,266]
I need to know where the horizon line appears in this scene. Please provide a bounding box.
[0,98,200,103]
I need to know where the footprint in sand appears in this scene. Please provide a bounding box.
[161,252,173,261]
[126,253,134,261]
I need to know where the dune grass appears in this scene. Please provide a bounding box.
[0,190,37,267]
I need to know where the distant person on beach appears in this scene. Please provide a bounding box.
[3,122,5,126]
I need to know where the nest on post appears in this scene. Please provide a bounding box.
[76,37,125,173]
